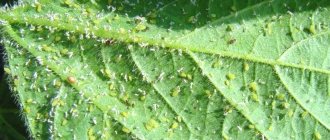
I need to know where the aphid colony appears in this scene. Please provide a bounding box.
[4,0,329,139]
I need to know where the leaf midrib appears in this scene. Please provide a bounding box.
[1,14,330,76]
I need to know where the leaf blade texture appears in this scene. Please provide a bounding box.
[0,0,330,139]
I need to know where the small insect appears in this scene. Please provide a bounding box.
[226,73,236,80]
[122,127,130,133]
[243,63,249,71]
[171,121,179,129]
[227,38,236,45]
[67,76,76,84]
[105,38,115,45]
[251,93,259,102]
[287,109,294,117]
[249,82,258,92]
[35,2,42,12]
[120,112,129,118]
[145,119,159,131]
[171,87,181,97]
[314,132,322,140]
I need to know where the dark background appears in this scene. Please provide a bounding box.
[0,0,29,140]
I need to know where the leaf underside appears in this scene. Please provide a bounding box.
[1,0,330,139]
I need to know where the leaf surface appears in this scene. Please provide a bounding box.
[0,0,330,139]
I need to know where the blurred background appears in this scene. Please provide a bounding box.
[0,0,29,140]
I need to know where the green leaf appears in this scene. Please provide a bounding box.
[1,0,330,139]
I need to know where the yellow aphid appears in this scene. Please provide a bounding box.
[119,28,126,34]
[205,90,212,98]
[171,87,180,97]
[309,23,316,35]
[145,119,159,131]
[60,49,68,56]
[24,107,31,113]
[105,69,111,77]
[42,45,52,52]
[88,128,96,140]
[314,132,322,140]
[26,99,33,104]
[212,59,222,68]
[122,127,130,133]
[51,99,60,106]
[120,112,129,118]
[266,23,273,35]
[282,102,290,109]
[179,72,192,80]
[62,119,68,126]
[226,73,236,80]
[188,16,195,23]
[135,23,147,32]
[4,67,11,74]
[224,80,230,86]
[276,93,285,100]
[171,121,179,129]
[249,82,258,92]
[63,0,74,7]
[35,3,42,12]
[55,36,61,42]
[54,80,62,88]
[268,124,273,131]
[243,63,249,71]
[176,116,182,122]
[251,93,259,102]
[118,6,124,11]
[301,111,308,118]
[287,109,294,117]
[140,95,146,101]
